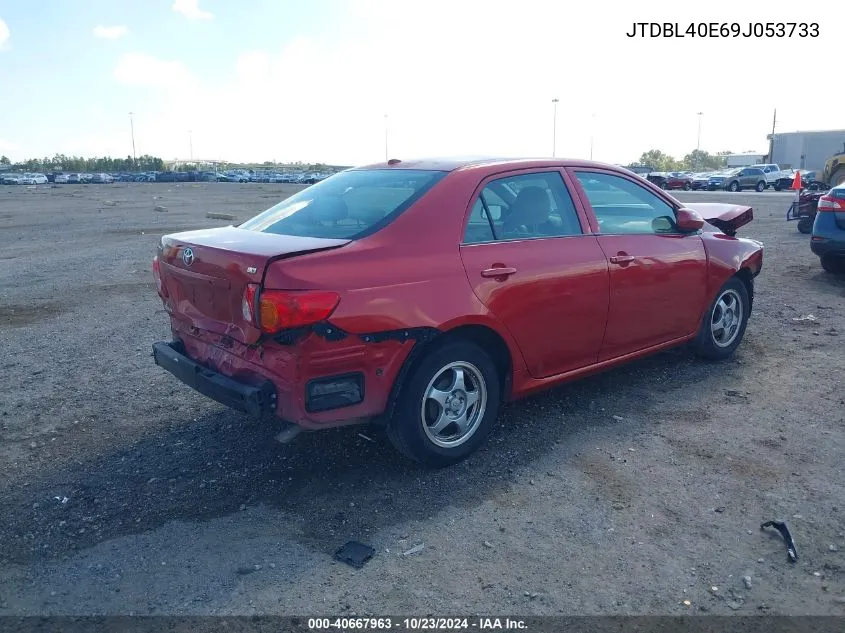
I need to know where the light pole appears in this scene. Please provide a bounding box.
[129,112,137,169]
[696,112,703,151]
[384,114,389,161]
[551,98,559,157]
[590,111,596,160]
[189,130,193,161]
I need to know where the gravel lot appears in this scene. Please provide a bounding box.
[0,182,843,616]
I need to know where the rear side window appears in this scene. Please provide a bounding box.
[463,171,582,244]
[574,171,677,235]
[239,169,446,239]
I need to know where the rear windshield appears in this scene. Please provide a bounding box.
[238,169,447,239]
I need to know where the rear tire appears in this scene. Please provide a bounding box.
[755,180,766,192]
[797,216,813,233]
[692,277,750,360]
[831,168,845,188]
[821,255,845,274]
[386,340,501,467]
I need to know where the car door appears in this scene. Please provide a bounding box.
[459,169,610,379]
[739,168,755,188]
[568,169,708,361]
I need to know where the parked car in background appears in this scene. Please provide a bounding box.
[646,172,669,189]
[755,163,783,188]
[690,173,712,190]
[710,167,768,192]
[664,172,694,190]
[91,173,114,184]
[151,157,763,466]
[811,183,845,273]
[53,173,70,184]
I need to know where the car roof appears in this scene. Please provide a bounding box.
[352,157,635,173]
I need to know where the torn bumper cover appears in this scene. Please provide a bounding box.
[152,341,276,418]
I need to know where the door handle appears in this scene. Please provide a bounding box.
[609,254,636,265]
[481,267,517,278]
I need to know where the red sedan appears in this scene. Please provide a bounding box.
[152,158,763,466]
[665,172,694,190]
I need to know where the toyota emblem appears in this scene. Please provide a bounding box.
[181,247,194,267]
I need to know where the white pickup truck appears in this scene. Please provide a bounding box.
[755,163,786,189]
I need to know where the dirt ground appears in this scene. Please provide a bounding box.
[0,182,843,616]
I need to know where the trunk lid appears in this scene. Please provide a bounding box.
[159,226,349,344]
[682,202,753,235]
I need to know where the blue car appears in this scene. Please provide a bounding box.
[811,183,845,274]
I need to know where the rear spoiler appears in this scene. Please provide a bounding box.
[681,203,753,236]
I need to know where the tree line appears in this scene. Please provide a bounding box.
[633,149,745,172]
[0,154,165,173]
[0,154,341,173]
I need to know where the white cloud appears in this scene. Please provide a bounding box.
[113,53,198,90]
[93,24,128,40]
[0,18,10,50]
[172,0,213,20]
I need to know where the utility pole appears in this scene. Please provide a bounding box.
[129,112,137,170]
[189,130,193,161]
[551,98,559,157]
[768,108,777,162]
[384,114,389,161]
[696,112,703,151]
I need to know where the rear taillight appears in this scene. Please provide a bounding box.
[257,290,340,334]
[152,256,168,298]
[817,195,845,211]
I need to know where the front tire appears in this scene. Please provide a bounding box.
[683,182,691,191]
[728,181,739,192]
[692,277,750,360]
[386,340,501,467]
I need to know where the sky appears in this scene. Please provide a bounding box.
[0,0,840,166]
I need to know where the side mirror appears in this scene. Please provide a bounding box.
[675,207,705,232]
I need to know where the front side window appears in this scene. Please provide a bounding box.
[239,169,446,239]
[573,171,678,235]
[462,171,582,244]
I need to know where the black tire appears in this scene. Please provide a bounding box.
[683,182,691,191]
[774,184,782,191]
[692,277,750,360]
[797,216,813,234]
[755,180,766,192]
[728,181,739,192]
[386,340,501,467]
[821,255,845,274]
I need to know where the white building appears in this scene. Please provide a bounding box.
[725,153,765,167]
[767,130,845,172]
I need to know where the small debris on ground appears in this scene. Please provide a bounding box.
[829,544,839,552]
[357,433,374,443]
[612,415,624,421]
[714,506,726,513]
[206,212,235,220]
[743,576,753,590]
[761,520,798,563]
[792,314,818,323]
[154,205,168,212]
[403,543,425,556]
[483,541,493,548]
[235,564,261,575]
[334,541,375,569]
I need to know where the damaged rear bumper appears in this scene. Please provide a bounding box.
[152,341,277,418]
